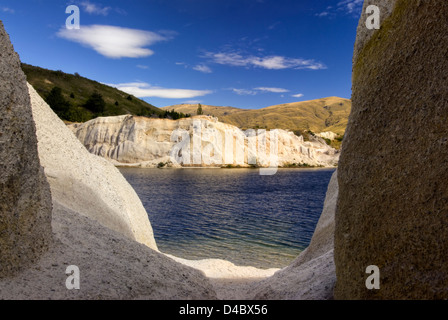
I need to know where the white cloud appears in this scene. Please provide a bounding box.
[206,52,248,67]
[338,0,363,14]
[254,87,289,93]
[193,64,212,73]
[1,7,14,13]
[316,0,363,17]
[108,82,212,99]
[316,11,330,17]
[57,25,171,59]
[203,51,326,70]
[231,88,258,96]
[137,65,149,69]
[292,93,304,98]
[80,1,111,16]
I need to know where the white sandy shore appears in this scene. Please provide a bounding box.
[165,254,282,300]
[165,254,281,279]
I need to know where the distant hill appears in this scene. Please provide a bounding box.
[22,63,164,122]
[163,97,351,136]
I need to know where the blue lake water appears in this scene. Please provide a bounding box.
[119,167,335,269]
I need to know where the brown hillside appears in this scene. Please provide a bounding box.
[163,97,351,135]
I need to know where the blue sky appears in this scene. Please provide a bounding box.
[1,0,363,109]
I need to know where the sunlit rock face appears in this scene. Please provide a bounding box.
[29,84,158,251]
[69,115,339,168]
[335,0,448,299]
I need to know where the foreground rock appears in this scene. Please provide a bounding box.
[335,1,448,299]
[0,201,216,300]
[69,115,339,168]
[0,21,52,277]
[29,84,158,250]
[246,170,338,300]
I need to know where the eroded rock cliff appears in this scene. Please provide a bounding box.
[335,0,448,299]
[69,115,339,168]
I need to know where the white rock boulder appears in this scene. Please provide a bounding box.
[28,84,158,250]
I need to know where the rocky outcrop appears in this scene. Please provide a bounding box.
[0,200,217,300]
[317,131,338,141]
[247,170,338,300]
[69,115,339,168]
[0,21,52,277]
[335,1,448,299]
[28,84,158,250]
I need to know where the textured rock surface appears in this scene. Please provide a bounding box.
[335,0,448,299]
[245,170,338,300]
[0,21,52,277]
[28,84,158,250]
[0,201,217,300]
[352,0,396,63]
[69,115,339,168]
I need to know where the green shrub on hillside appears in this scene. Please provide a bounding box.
[84,91,106,114]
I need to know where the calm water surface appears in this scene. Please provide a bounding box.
[120,167,335,269]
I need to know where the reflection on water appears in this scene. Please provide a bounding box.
[120,167,335,269]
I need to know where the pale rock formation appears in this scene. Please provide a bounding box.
[69,115,339,168]
[0,201,217,300]
[317,131,338,141]
[335,0,448,299]
[246,170,338,300]
[0,21,52,277]
[28,84,158,250]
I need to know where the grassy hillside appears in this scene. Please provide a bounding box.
[22,63,165,122]
[163,97,351,136]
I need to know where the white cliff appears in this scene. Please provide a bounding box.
[69,115,339,168]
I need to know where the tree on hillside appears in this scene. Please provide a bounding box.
[45,87,70,116]
[84,91,106,114]
[197,103,203,115]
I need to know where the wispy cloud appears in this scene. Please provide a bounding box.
[203,51,326,70]
[255,87,289,93]
[1,7,15,14]
[57,25,172,59]
[315,11,330,17]
[268,21,281,30]
[230,88,258,96]
[193,64,212,74]
[338,0,364,14]
[136,65,149,69]
[79,1,111,16]
[228,87,291,96]
[292,93,304,98]
[107,82,212,99]
[316,0,363,18]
